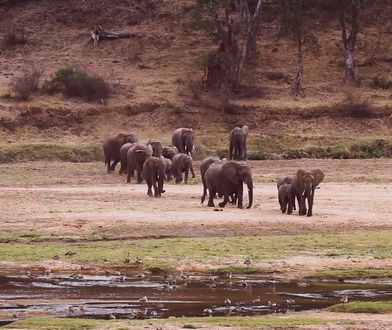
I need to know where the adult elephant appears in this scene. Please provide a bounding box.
[171,128,195,156]
[292,169,324,217]
[126,143,153,184]
[229,125,249,160]
[205,160,253,209]
[200,156,220,204]
[119,142,135,175]
[103,132,137,173]
[142,157,165,197]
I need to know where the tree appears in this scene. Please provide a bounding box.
[335,0,368,84]
[280,0,310,94]
[195,0,264,91]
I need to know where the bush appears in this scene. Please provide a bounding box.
[10,65,43,100]
[3,28,27,46]
[373,76,392,89]
[44,65,109,101]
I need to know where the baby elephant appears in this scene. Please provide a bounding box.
[171,153,195,183]
[278,183,296,214]
[161,157,172,181]
[142,157,166,197]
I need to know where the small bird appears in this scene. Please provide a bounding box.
[203,308,213,316]
[12,313,18,319]
[340,295,349,304]
[150,310,158,317]
[240,280,248,288]
[244,258,252,267]
[109,313,116,320]
[286,299,295,306]
[114,271,121,276]
[68,306,75,314]
[224,298,232,306]
[224,272,232,279]
[79,305,86,314]
[124,252,131,264]
[26,271,33,278]
[139,296,148,303]
[135,256,143,265]
[43,269,51,276]
[208,276,216,283]
[268,301,277,307]
[137,273,145,279]
[297,282,307,287]
[180,271,189,281]
[119,274,126,282]
[252,297,261,304]
[53,255,60,260]
[65,251,76,256]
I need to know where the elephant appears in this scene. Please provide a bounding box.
[162,146,179,160]
[277,176,296,211]
[205,160,253,209]
[103,132,137,173]
[292,169,325,217]
[161,157,173,181]
[142,157,166,197]
[171,153,195,183]
[119,142,135,175]
[200,156,220,204]
[147,139,163,157]
[229,125,249,160]
[126,143,153,184]
[278,183,296,214]
[171,128,195,156]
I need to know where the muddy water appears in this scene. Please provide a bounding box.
[1,274,392,323]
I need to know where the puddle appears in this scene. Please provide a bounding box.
[1,274,392,323]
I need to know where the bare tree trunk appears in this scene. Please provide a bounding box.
[233,0,263,90]
[292,33,303,94]
[339,2,359,84]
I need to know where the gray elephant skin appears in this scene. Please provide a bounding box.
[162,146,178,160]
[103,132,137,173]
[171,153,195,183]
[147,139,163,157]
[205,160,253,209]
[171,128,194,156]
[119,142,135,175]
[229,126,249,160]
[161,157,173,181]
[142,157,165,197]
[278,183,296,214]
[126,143,153,184]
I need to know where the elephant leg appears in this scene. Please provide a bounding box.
[153,177,160,198]
[282,196,288,213]
[184,169,189,184]
[236,184,244,209]
[190,165,195,179]
[244,140,247,161]
[201,179,207,204]
[207,188,215,207]
[106,158,111,173]
[147,180,153,197]
[299,195,307,215]
[307,188,315,217]
[110,159,119,171]
[126,164,132,183]
[218,193,229,208]
[229,142,233,160]
[136,165,143,184]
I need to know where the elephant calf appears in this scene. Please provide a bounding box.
[161,157,172,181]
[142,157,165,197]
[277,176,296,211]
[119,142,135,175]
[200,156,220,203]
[162,146,178,160]
[171,153,195,184]
[278,183,296,214]
[147,139,163,157]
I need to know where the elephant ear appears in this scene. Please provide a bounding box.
[311,169,324,187]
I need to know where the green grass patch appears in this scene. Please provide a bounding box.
[326,301,392,314]
[307,268,392,280]
[0,143,102,163]
[6,315,328,330]
[1,231,392,274]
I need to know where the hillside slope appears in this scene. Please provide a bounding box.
[0,0,391,159]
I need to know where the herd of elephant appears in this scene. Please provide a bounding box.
[103,126,324,217]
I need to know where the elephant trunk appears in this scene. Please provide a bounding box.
[246,179,253,209]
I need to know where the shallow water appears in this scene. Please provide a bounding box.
[1,273,392,323]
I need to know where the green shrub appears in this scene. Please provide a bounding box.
[10,65,43,100]
[350,139,392,158]
[373,76,392,89]
[44,65,109,101]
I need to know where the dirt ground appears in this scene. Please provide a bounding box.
[1,159,392,277]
